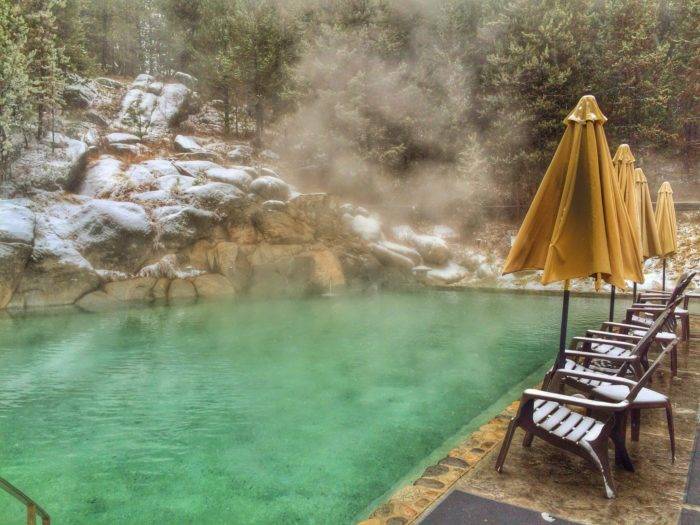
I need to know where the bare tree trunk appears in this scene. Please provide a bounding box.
[223,88,230,136]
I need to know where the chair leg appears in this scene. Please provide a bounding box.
[583,440,616,499]
[522,430,534,447]
[630,409,641,442]
[671,345,678,377]
[665,402,676,462]
[683,314,690,341]
[495,418,519,472]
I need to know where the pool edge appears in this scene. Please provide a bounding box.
[359,396,528,525]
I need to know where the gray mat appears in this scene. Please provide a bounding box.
[420,490,580,525]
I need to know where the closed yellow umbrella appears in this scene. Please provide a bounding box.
[634,168,662,259]
[612,143,640,308]
[655,181,677,290]
[613,144,639,243]
[503,95,643,368]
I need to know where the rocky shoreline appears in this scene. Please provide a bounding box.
[1,73,697,314]
[0,73,476,313]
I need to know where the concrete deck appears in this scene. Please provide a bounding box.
[416,314,700,525]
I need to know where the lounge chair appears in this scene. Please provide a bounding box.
[581,297,682,377]
[555,306,679,460]
[633,271,696,340]
[495,343,673,498]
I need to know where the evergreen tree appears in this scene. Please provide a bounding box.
[0,0,33,176]
[20,0,66,141]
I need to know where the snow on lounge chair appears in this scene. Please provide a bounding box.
[556,305,679,460]
[632,271,696,340]
[495,343,673,499]
[578,297,682,377]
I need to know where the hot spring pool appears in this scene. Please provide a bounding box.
[0,290,615,524]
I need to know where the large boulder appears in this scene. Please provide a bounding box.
[10,133,88,191]
[251,204,315,244]
[410,234,451,265]
[173,135,203,153]
[192,273,235,298]
[8,215,100,309]
[207,242,251,292]
[168,278,197,302]
[206,167,252,190]
[78,156,124,198]
[250,176,291,201]
[369,243,415,270]
[349,214,383,242]
[63,81,97,109]
[114,75,192,138]
[0,201,35,308]
[184,182,245,215]
[152,205,217,249]
[104,277,156,302]
[68,199,154,272]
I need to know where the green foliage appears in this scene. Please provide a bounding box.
[0,0,33,173]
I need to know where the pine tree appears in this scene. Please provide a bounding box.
[0,0,33,177]
[20,0,66,142]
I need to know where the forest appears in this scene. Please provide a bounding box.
[1,0,698,215]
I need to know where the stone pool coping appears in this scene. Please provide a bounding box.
[359,399,523,525]
[361,314,700,525]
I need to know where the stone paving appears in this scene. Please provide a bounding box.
[362,313,699,525]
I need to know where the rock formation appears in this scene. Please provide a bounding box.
[0,72,472,312]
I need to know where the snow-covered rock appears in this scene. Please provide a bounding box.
[78,156,124,198]
[173,160,220,177]
[409,234,451,265]
[226,145,253,164]
[173,135,203,153]
[154,174,195,192]
[68,199,154,272]
[185,182,245,214]
[106,132,140,144]
[378,240,422,265]
[424,261,468,285]
[250,176,291,201]
[10,133,88,191]
[174,71,198,89]
[206,167,252,189]
[153,205,217,249]
[0,201,35,307]
[64,82,97,109]
[94,77,123,89]
[114,75,192,138]
[350,215,383,242]
[8,213,100,309]
[370,242,414,270]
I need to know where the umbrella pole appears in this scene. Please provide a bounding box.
[632,282,637,304]
[662,258,666,291]
[555,280,571,371]
[609,286,616,321]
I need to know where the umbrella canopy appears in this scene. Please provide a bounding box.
[655,181,677,257]
[503,95,643,290]
[634,168,662,259]
[613,144,640,251]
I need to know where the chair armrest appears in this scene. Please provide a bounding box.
[553,368,637,387]
[572,337,635,349]
[522,389,628,411]
[564,350,638,362]
[586,330,641,341]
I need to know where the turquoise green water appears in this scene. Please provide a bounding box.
[0,291,613,524]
